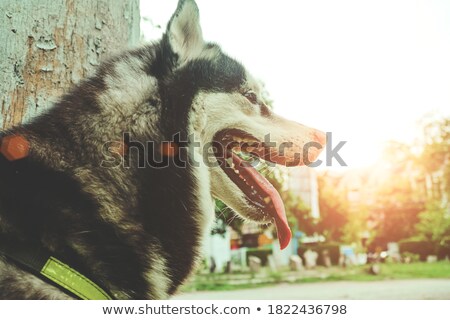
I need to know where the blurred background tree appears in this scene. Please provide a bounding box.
[415,201,450,247]
[317,172,349,242]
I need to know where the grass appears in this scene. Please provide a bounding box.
[181,261,450,292]
[363,261,450,279]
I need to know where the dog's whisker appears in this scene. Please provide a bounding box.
[73,231,93,235]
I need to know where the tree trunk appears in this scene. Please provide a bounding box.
[0,0,140,129]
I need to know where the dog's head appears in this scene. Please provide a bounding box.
[163,0,326,249]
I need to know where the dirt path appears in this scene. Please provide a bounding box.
[174,279,450,300]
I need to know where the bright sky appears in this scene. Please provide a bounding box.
[140,0,450,170]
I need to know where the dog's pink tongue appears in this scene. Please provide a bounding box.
[233,154,292,250]
[273,204,292,250]
[251,170,292,250]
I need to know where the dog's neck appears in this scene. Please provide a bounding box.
[0,104,216,300]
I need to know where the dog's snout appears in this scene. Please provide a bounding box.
[312,130,327,146]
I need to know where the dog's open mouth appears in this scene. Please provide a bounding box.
[213,129,292,250]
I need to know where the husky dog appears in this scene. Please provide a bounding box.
[0,0,325,299]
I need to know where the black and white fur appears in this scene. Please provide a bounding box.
[0,0,324,299]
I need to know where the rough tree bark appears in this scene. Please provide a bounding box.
[0,0,140,129]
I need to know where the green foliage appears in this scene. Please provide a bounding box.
[370,141,425,242]
[283,190,315,235]
[246,248,272,266]
[316,172,349,242]
[401,252,421,263]
[268,271,283,283]
[371,198,424,243]
[415,201,450,245]
[399,240,437,260]
[417,117,450,200]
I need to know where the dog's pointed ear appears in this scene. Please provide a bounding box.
[166,0,204,64]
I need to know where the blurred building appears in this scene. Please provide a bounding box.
[288,167,320,218]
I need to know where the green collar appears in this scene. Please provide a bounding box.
[41,256,112,300]
[0,240,113,300]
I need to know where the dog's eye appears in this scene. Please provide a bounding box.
[243,91,258,105]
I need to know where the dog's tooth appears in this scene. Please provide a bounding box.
[264,197,272,204]
[234,169,239,174]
